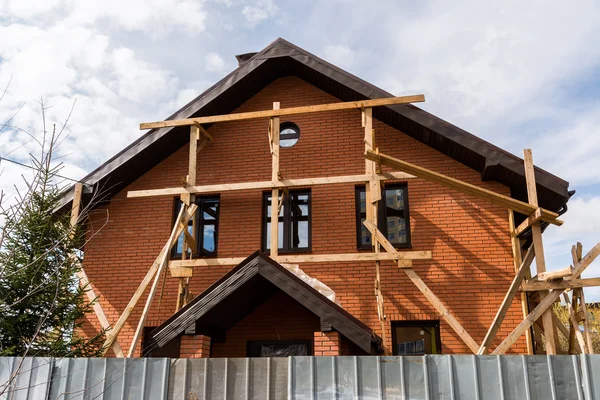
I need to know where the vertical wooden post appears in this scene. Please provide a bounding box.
[572,243,594,354]
[176,125,200,311]
[270,102,281,257]
[363,107,388,354]
[70,182,124,357]
[508,210,534,354]
[523,149,556,354]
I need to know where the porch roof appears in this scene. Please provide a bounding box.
[147,251,382,354]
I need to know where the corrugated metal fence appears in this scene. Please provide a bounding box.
[1,355,598,399]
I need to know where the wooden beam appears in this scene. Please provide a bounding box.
[365,150,563,225]
[521,277,600,291]
[363,220,396,254]
[563,292,587,354]
[270,102,280,257]
[169,265,194,278]
[69,182,124,357]
[509,210,534,354]
[572,245,594,354]
[403,267,479,353]
[492,288,562,354]
[523,149,556,355]
[140,95,426,129]
[478,246,534,354]
[492,242,600,354]
[127,205,188,357]
[566,243,600,280]
[194,123,213,141]
[169,251,432,268]
[514,208,543,237]
[538,266,573,281]
[127,172,415,198]
[102,204,197,355]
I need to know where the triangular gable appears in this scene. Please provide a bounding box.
[148,251,382,354]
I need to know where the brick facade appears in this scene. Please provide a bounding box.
[180,335,211,358]
[314,332,341,356]
[83,76,526,357]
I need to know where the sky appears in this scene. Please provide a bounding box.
[1,0,600,299]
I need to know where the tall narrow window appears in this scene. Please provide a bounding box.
[263,190,311,253]
[355,184,410,249]
[172,196,220,258]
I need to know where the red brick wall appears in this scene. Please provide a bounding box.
[83,76,526,357]
[180,335,211,358]
[314,332,341,356]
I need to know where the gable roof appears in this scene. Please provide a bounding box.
[147,251,382,354]
[58,37,571,215]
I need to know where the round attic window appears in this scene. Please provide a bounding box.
[280,122,300,147]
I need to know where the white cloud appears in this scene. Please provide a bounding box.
[242,0,278,28]
[322,45,356,69]
[205,52,228,73]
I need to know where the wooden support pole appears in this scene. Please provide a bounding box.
[127,172,415,198]
[363,107,388,354]
[141,95,425,129]
[270,102,280,257]
[403,267,479,353]
[169,250,432,268]
[70,183,124,357]
[538,266,573,281]
[523,149,556,355]
[478,247,534,354]
[572,243,594,354]
[102,205,197,355]
[128,205,189,357]
[365,150,562,225]
[509,210,534,354]
[521,277,600,291]
[563,292,587,354]
[492,242,600,354]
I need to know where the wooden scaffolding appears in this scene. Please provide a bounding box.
[71,94,598,356]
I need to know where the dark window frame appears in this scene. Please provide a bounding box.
[246,339,312,357]
[279,121,300,148]
[171,196,220,259]
[355,183,411,250]
[262,189,312,254]
[391,320,441,355]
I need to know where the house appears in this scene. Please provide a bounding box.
[66,38,571,358]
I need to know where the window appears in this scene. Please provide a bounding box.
[172,197,219,258]
[392,321,441,355]
[263,190,311,253]
[355,184,410,249]
[279,122,300,147]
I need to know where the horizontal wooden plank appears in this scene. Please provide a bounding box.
[169,251,432,268]
[514,208,543,236]
[365,150,562,225]
[521,277,600,291]
[538,266,573,282]
[127,172,415,198]
[140,95,425,129]
[169,265,194,278]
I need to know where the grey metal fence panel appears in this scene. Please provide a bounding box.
[0,357,53,400]
[47,358,169,400]
[1,355,599,399]
[168,357,288,400]
[582,354,600,400]
[289,355,597,400]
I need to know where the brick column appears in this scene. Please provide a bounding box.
[180,335,211,358]
[314,331,341,356]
